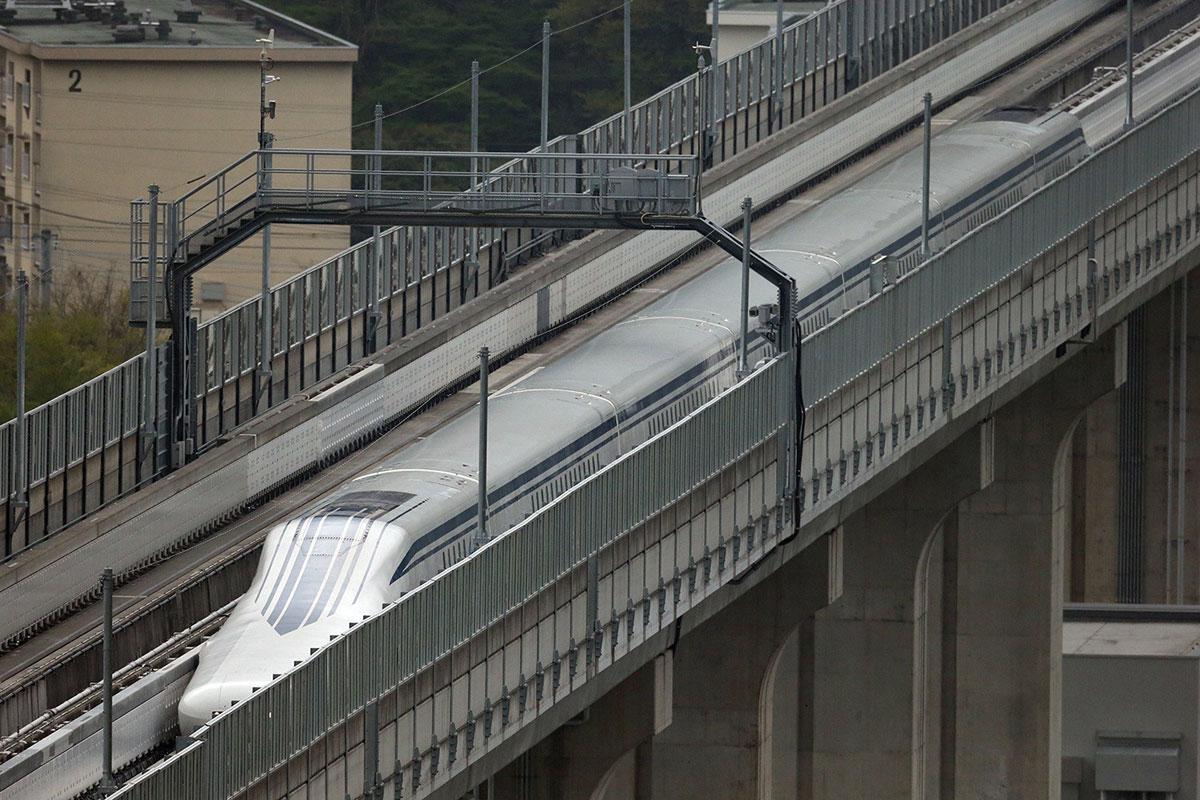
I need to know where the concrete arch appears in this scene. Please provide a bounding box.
[757,625,800,800]
[587,747,637,800]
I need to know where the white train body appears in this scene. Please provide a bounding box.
[179,111,1087,733]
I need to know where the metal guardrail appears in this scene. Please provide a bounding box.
[172,151,699,266]
[803,71,1200,403]
[112,351,796,800]
[2,0,1020,556]
[796,80,1200,517]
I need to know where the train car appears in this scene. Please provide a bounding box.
[179,110,1088,733]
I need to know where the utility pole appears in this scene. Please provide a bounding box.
[623,0,632,151]
[367,102,383,355]
[738,197,752,377]
[38,229,51,306]
[13,271,27,519]
[540,20,550,153]
[1125,0,1134,128]
[256,29,278,414]
[774,0,784,131]
[475,347,490,548]
[695,44,711,204]
[711,0,720,63]
[710,3,721,166]
[143,185,159,466]
[99,567,115,796]
[921,92,932,257]
[470,60,481,284]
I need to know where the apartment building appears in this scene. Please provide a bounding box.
[0,0,356,314]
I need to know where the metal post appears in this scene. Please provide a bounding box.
[623,0,632,150]
[921,92,932,257]
[475,347,490,547]
[143,185,159,458]
[1177,277,1188,598]
[774,0,784,131]
[738,197,752,376]
[38,229,51,306]
[1125,0,1134,128]
[697,48,710,194]
[711,0,720,63]
[256,132,273,414]
[470,61,481,279]
[540,20,550,153]
[99,567,115,796]
[367,103,383,355]
[470,62,480,174]
[14,271,27,514]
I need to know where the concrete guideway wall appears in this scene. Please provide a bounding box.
[0,0,1098,648]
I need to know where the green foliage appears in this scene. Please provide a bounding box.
[262,0,710,152]
[0,273,145,422]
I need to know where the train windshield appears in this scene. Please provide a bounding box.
[255,513,387,635]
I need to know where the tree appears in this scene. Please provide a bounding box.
[261,0,709,153]
[0,272,144,422]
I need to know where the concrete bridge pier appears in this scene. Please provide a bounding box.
[809,328,1117,800]
[1068,273,1200,605]
[480,327,1120,800]
[487,530,833,800]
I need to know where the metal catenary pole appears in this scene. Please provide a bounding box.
[695,45,710,200]
[367,102,383,355]
[143,185,159,465]
[711,0,719,63]
[623,0,632,150]
[921,92,932,256]
[1125,0,1134,127]
[99,567,115,795]
[14,271,27,518]
[774,0,784,131]
[257,131,273,414]
[256,31,277,413]
[470,61,481,277]
[476,347,490,546]
[541,20,550,154]
[738,197,752,376]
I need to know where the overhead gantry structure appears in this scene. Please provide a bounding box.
[128,146,800,481]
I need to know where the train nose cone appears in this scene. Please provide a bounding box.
[178,679,254,735]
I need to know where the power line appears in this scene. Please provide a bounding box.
[276,2,628,145]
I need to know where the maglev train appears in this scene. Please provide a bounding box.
[178,109,1088,732]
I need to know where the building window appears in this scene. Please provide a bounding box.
[21,140,30,179]
[22,69,30,115]
[3,135,10,172]
[5,63,12,101]
[20,211,29,251]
